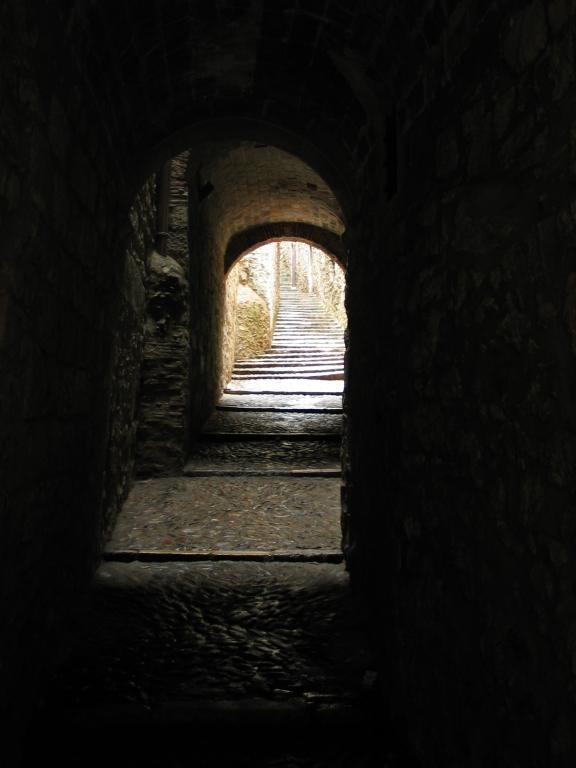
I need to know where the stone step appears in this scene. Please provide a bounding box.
[106,477,342,552]
[225,378,344,394]
[232,369,344,379]
[234,360,343,369]
[239,355,343,363]
[103,549,344,562]
[237,350,344,358]
[217,393,342,410]
[203,410,342,435]
[231,372,344,381]
[183,467,341,478]
[272,332,343,338]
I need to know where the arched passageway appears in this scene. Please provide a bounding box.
[4,4,576,767]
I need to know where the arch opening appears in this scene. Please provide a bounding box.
[107,140,350,561]
[223,239,346,395]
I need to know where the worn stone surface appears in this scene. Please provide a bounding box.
[218,393,342,410]
[136,154,191,477]
[53,561,367,702]
[106,476,341,553]
[185,439,340,472]
[23,562,381,766]
[226,379,345,394]
[234,283,273,360]
[203,410,342,435]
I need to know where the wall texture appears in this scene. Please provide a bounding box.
[5,2,576,766]
[345,4,576,766]
[0,3,153,755]
[102,180,155,531]
[290,242,347,328]
[221,243,281,383]
[136,154,191,476]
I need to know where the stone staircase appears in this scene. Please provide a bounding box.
[227,277,345,392]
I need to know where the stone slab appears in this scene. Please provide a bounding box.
[106,476,342,552]
[203,410,342,435]
[186,438,340,471]
[218,393,342,410]
[225,378,344,394]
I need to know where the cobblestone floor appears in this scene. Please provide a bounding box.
[106,476,341,553]
[53,562,369,705]
[25,563,386,767]
[185,439,340,472]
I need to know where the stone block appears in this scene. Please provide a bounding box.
[502,1,547,72]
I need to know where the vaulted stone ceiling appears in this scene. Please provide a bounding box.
[54,0,420,201]
[188,140,346,267]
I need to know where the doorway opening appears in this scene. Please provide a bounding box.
[222,240,346,396]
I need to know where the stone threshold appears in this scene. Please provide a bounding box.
[216,404,342,413]
[183,467,341,478]
[54,695,367,729]
[199,432,341,441]
[103,549,344,563]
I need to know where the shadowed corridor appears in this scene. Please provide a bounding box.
[3,3,576,767]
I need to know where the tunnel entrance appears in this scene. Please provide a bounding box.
[223,240,346,394]
[103,134,349,559]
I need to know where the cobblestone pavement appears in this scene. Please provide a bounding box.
[53,562,368,706]
[106,477,341,553]
[25,563,387,767]
[185,439,340,472]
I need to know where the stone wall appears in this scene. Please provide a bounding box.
[346,4,576,766]
[221,243,281,381]
[222,261,240,385]
[188,180,228,436]
[240,243,281,332]
[102,180,155,531]
[0,4,154,756]
[290,242,347,328]
[136,154,191,476]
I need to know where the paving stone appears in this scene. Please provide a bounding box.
[203,410,343,435]
[185,438,340,474]
[106,477,342,553]
[187,439,340,465]
[51,562,370,705]
[25,561,383,767]
[226,378,344,393]
[218,393,342,410]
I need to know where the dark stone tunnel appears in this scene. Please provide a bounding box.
[2,1,576,765]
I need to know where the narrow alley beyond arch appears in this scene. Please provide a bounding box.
[23,250,383,767]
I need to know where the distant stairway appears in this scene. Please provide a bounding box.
[228,278,345,392]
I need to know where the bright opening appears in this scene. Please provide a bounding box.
[222,240,346,394]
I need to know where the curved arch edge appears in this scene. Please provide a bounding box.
[225,223,347,273]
